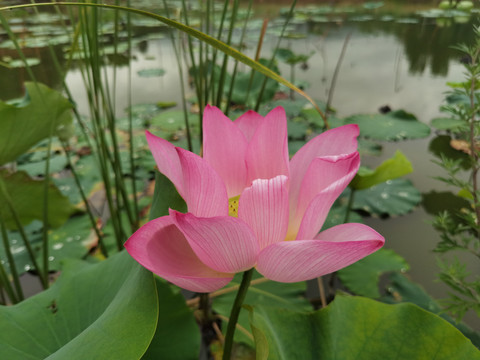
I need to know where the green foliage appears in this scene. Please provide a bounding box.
[350,150,413,190]
[337,249,409,298]
[212,270,311,346]
[142,279,200,360]
[0,170,77,230]
[0,82,73,166]
[339,110,431,141]
[0,251,158,360]
[149,171,187,221]
[248,295,480,360]
[381,272,480,349]
[428,26,480,321]
[353,178,422,216]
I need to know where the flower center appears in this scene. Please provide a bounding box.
[228,195,240,217]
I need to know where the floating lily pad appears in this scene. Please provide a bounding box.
[342,110,431,141]
[431,117,467,131]
[137,68,166,77]
[353,178,421,216]
[150,110,187,132]
[338,248,409,298]
[7,58,41,68]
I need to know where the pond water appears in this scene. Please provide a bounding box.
[1,1,479,328]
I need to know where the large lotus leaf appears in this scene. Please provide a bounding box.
[351,150,413,190]
[353,178,421,216]
[248,295,480,360]
[342,110,431,141]
[142,279,200,360]
[212,270,311,346]
[0,170,78,230]
[0,251,158,360]
[0,82,73,166]
[382,272,480,349]
[337,248,409,298]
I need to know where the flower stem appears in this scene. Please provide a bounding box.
[222,268,254,360]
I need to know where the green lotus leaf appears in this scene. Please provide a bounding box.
[248,295,480,360]
[342,110,431,141]
[337,248,409,298]
[353,178,421,216]
[0,251,158,360]
[0,82,73,166]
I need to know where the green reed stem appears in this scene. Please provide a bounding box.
[0,217,22,303]
[62,142,108,257]
[223,268,254,360]
[216,0,239,107]
[225,0,253,115]
[254,0,297,111]
[163,0,193,152]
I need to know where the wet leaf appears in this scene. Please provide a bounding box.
[352,178,421,216]
[342,110,431,141]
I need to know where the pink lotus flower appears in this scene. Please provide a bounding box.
[125,105,384,292]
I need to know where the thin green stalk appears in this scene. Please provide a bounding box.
[0,217,22,303]
[326,31,352,122]
[223,268,254,360]
[215,0,239,107]
[162,0,193,152]
[62,142,108,257]
[0,180,46,289]
[41,129,53,288]
[126,0,140,226]
[254,0,297,111]
[225,0,253,115]
[207,0,230,104]
[244,19,268,106]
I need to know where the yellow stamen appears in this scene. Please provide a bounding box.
[228,195,240,217]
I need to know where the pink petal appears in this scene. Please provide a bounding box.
[234,110,264,141]
[202,105,249,197]
[125,216,233,293]
[256,223,384,282]
[238,175,289,250]
[289,152,360,240]
[289,124,359,216]
[176,147,229,218]
[145,131,185,198]
[246,106,289,183]
[172,210,259,274]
